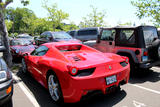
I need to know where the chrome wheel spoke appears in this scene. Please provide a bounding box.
[48,75,60,102]
[53,88,59,100]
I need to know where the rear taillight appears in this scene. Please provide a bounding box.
[142,49,148,62]
[143,51,148,56]
[67,66,78,76]
[121,56,129,63]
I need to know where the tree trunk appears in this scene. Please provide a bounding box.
[0,8,12,67]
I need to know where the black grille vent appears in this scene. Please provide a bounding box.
[120,61,128,67]
[76,68,96,77]
[72,56,81,61]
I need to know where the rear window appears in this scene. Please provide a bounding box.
[143,27,158,46]
[77,30,97,36]
[56,45,82,52]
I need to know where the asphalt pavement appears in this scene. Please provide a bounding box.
[11,64,160,107]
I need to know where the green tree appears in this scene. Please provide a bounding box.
[0,0,29,67]
[5,20,13,32]
[33,18,53,35]
[6,7,37,34]
[131,0,160,27]
[117,21,132,26]
[42,0,69,31]
[79,5,106,28]
[62,21,78,31]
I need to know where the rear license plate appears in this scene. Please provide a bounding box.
[106,75,117,85]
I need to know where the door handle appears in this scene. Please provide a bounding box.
[109,42,112,45]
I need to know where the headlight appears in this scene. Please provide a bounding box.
[0,70,12,82]
[0,71,7,82]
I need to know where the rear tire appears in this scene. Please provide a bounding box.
[21,58,27,74]
[47,72,63,104]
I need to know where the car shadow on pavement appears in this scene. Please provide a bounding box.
[129,68,160,84]
[65,90,126,107]
[16,68,59,107]
[14,67,127,107]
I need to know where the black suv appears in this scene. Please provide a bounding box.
[0,46,13,106]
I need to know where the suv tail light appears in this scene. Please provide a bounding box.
[143,51,148,56]
[142,49,148,62]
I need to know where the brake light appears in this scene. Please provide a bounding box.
[67,66,78,76]
[143,51,148,56]
[121,56,129,63]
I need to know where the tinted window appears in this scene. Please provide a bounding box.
[143,27,158,46]
[52,32,72,39]
[17,34,32,39]
[77,30,97,36]
[101,29,115,41]
[40,33,47,38]
[118,30,135,44]
[31,46,48,56]
[69,31,76,37]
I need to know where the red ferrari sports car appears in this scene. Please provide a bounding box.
[22,42,130,103]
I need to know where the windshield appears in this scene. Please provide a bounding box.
[143,27,158,46]
[10,40,32,46]
[52,32,73,39]
[17,34,32,39]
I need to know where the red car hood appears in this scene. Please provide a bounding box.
[10,45,36,55]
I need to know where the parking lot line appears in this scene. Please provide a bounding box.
[12,73,40,107]
[129,84,160,95]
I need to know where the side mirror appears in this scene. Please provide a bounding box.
[49,37,53,41]
[23,53,29,56]
[0,46,6,52]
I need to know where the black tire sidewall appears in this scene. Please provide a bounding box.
[148,39,160,60]
[47,72,64,104]
[21,58,27,73]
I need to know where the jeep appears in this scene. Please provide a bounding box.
[84,26,160,71]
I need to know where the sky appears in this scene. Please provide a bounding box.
[8,0,153,27]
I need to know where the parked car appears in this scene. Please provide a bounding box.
[0,46,13,106]
[85,25,160,72]
[67,30,77,37]
[22,42,130,103]
[74,27,101,42]
[10,39,37,61]
[35,31,81,46]
[17,33,34,42]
